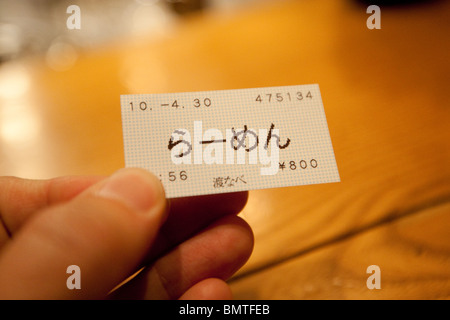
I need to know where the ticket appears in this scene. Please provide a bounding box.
[121,84,340,198]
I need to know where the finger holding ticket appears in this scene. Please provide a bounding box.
[120,84,340,198]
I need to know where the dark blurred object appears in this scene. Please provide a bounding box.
[165,0,207,14]
[356,0,439,6]
[0,0,261,64]
[0,23,23,63]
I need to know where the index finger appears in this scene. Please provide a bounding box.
[143,191,249,264]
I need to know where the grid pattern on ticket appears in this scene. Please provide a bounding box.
[121,84,339,198]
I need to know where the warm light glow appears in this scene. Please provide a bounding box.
[0,63,41,147]
[0,101,41,145]
[128,4,173,37]
[45,40,78,72]
[0,63,30,99]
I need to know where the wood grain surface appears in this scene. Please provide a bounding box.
[231,201,450,299]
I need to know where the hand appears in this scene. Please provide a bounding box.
[0,168,253,299]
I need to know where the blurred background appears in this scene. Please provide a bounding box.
[0,0,449,299]
[0,0,268,64]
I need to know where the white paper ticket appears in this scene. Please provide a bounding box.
[121,84,340,198]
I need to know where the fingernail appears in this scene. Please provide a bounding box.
[97,169,165,213]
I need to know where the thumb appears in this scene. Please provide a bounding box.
[0,168,166,299]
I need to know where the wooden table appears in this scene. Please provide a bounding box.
[1,0,449,299]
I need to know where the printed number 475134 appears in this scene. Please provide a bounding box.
[255,91,312,103]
